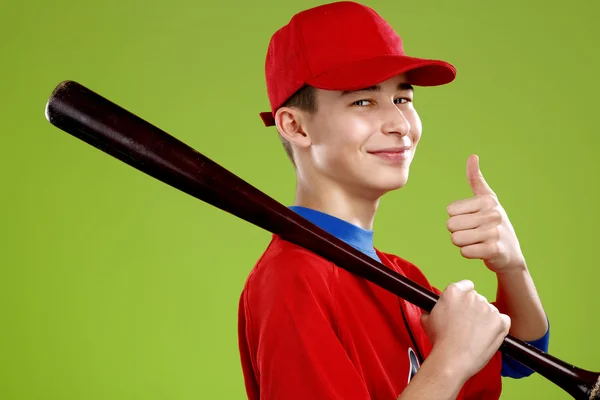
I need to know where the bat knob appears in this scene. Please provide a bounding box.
[45,80,79,124]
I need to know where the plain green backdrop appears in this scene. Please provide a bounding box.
[1,0,599,398]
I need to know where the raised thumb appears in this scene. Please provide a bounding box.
[467,154,495,196]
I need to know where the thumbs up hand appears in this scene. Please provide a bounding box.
[446,155,525,274]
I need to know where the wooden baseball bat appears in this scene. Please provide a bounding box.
[44,80,599,400]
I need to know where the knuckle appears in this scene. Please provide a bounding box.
[491,208,503,221]
[489,227,500,241]
[495,227,501,240]
[485,208,502,223]
[477,299,490,312]
[500,314,511,331]
[505,316,512,330]
[484,195,498,208]
[465,290,477,302]
[445,280,471,295]
[445,283,459,294]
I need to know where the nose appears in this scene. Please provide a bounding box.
[381,102,410,137]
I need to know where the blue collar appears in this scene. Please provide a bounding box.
[289,206,381,262]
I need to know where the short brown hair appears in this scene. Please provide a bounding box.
[277,85,317,166]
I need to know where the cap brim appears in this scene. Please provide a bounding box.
[308,54,456,90]
[260,55,456,127]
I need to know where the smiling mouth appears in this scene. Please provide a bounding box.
[367,148,411,162]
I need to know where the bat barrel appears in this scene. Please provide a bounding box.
[44,80,599,400]
[45,80,206,191]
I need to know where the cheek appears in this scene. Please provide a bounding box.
[317,114,373,149]
[310,116,373,169]
[343,119,374,148]
[407,109,422,145]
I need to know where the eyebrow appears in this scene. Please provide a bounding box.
[340,83,414,96]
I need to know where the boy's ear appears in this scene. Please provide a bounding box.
[274,107,312,149]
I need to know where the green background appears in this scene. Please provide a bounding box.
[2,0,598,398]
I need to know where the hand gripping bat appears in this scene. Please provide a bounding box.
[44,80,600,400]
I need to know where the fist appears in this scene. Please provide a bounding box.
[446,155,525,273]
[421,280,511,379]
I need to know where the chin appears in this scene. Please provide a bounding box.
[369,174,409,195]
[383,180,408,191]
[349,166,411,197]
[383,168,410,188]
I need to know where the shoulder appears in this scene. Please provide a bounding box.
[376,249,438,292]
[241,235,339,328]
[244,234,337,297]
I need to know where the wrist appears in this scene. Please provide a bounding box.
[495,260,527,278]
[399,347,467,400]
[425,345,470,388]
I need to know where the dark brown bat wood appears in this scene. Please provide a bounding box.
[44,80,600,400]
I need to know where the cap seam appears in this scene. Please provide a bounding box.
[367,8,395,54]
[296,18,315,80]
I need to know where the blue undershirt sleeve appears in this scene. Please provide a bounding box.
[501,317,550,378]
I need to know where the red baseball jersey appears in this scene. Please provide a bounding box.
[238,234,502,399]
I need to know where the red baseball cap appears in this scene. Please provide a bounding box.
[259,1,457,127]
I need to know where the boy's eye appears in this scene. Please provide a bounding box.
[353,98,412,107]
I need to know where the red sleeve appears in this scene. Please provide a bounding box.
[240,248,371,400]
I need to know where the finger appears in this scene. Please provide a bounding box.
[447,214,481,232]
[452,229,483,247]
[451,227,498,247]
[454,279,475,291]
[459,242,497,259]
[467,154,496,197]
[447,197,488,216]
[446,210,502,232]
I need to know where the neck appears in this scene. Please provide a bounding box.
[294,178,380,230]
